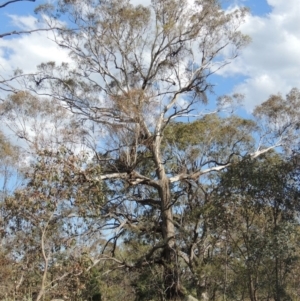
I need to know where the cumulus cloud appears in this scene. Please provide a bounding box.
[8,14,38,30]
[220,0,300,111]
[0,15,75,158]
[0,15,71,79]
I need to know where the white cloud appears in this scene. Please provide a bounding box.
[220,0,300,111]
[131,0,151,5]
[8,14,38,30]
[0,15,71,78]
[0,15,79,160]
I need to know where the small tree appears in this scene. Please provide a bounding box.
[0,91,105,300]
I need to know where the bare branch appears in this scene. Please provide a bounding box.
[0,0,34,9]
[177,250,190,266]
[0,27,69,39]
[169,144,282,183]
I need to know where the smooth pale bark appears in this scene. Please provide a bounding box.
[152,119,183,298]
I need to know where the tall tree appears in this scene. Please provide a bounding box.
[14,0,300,299]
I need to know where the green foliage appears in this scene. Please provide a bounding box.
[164,114,256,150]
[213,153,300,301]
[163,114,256,165]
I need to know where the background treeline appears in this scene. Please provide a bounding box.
[1,125,300,301]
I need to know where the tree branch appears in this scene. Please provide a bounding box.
[135,198,161,207]
[169,144,282,183]
[0,28,63,39]
[0,0,34,9]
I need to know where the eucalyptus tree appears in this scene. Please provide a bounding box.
[4,147,105,300]
[0,132,20,299]
[21,0,300,298]
[214,153,300,301]
[0,91,105,300]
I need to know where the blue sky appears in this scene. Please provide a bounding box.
[223,0,272,15]
[0,0,272,38]
[0,0,37,32]
[211,0,272,97]
[0,0,272,35]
